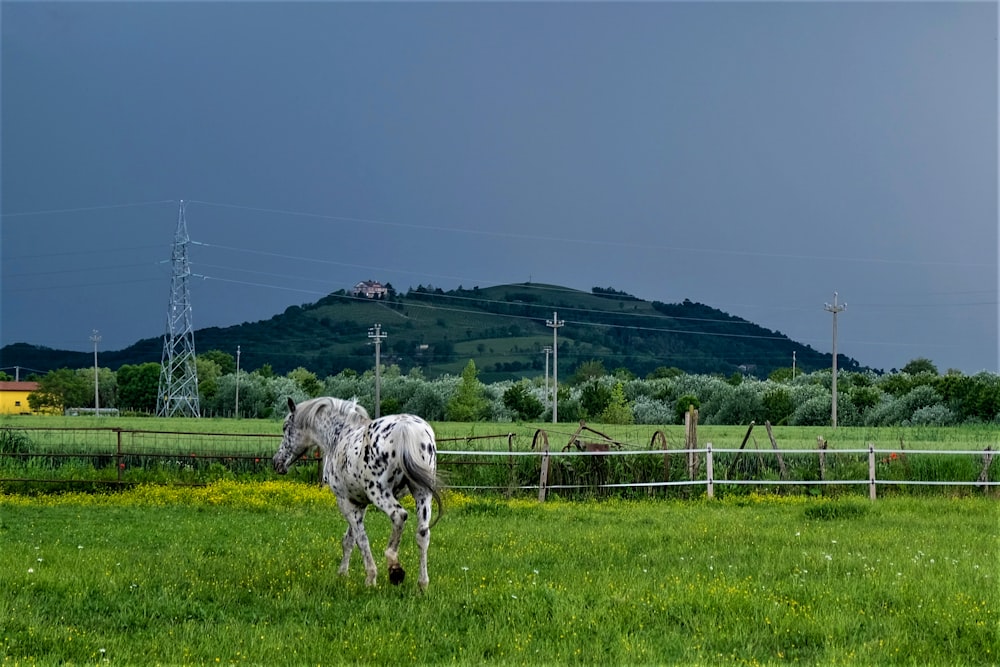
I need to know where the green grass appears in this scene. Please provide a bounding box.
[1,484,996,665]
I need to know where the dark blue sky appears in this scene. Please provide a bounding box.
[2,1,997,374]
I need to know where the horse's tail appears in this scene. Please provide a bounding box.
[399,421,444,528]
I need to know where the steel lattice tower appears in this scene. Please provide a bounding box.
[157,200,200,417]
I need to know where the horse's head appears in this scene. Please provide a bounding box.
[273,397,311,474]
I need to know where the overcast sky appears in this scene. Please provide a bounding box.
[2,1,997,375]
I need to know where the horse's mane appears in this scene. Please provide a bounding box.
[294,396,371,430]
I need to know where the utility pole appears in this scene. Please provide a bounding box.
[90,329,101,417]
[368,324,387,418]
[234,345,241,418]
[546,312,564,423]
[543,346,552,417]
[824,292,846,428]
[792,351,796,380]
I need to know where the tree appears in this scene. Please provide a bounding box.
[446,360,488,421]
[901,358,938,376]
[76,367,117,409]
[647,366,683,380]
[288,367,323,397]
[502,381,544,421]
[768,367,795,382]
[201,349,237,375]
[196,357,222,404]
[571,360,607,385]
[674,395,701,425]
[762,387,795,425]
[28,368,88,412]
[580,380,613,420]
[600,382,634,425]
[117,363,161,412]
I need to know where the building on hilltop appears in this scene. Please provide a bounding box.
[352,280,387,299]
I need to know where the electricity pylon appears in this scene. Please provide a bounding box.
[157,200,200,417]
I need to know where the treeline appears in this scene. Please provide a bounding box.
[10,353,999,426]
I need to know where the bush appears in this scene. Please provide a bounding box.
[675,395,701,425]
[705,382,763,426]
[908,404,957,427]
[790,395,832,426]
[762,386,794,425]
[633,397,673,425]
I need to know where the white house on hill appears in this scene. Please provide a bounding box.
[352,280,387,299]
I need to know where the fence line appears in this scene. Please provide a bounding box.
[1,426,997,499]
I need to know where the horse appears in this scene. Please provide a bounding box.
[272,396,442,590]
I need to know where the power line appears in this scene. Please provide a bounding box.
[0,199,176,219]
[184,199,991,267]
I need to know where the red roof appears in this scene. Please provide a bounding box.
[0,381,40,391]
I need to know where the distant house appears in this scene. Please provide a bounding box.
[0,381,41,415]
[352,280,388,299]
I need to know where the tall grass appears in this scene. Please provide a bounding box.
[1,483,996,665]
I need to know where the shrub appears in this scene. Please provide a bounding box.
[675,395,701,425]
[790,395,832,426]
[705,382,763,426]
[908,404,957,427]
[762,386,794,425]
[632,397,673,425]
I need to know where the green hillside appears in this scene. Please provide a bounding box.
[1,283,860,381]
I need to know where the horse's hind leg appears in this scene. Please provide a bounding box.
[413,489,433,591]
[370,494,409,586]
[338,499,377,586]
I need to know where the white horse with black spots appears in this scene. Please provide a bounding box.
[272,397,442,590]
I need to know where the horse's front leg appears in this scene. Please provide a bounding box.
[338,525,355,577]
[338,499,377,586]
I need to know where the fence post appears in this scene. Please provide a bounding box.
[685,406,699,480]
[650,430,670,495]
[817,436,827,482]
[868,443,877,500]
[533,429,550,503]
[764,421,787,480]
[116,428,123,482]
[506,433,516,499]
[978,446,995,492]
[705,442,714,499]
[724,421,755,480]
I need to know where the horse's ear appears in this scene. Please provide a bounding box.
[287,397,296,414]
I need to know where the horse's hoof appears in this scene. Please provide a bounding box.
[389,564,406,585]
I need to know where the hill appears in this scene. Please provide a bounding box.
[1,283,862,381]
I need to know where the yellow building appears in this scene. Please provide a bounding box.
[0,381,41,415]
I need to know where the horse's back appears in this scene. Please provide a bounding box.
[370,414,436,456]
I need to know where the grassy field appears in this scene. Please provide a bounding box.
[1,484,995,665]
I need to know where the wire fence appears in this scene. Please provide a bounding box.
[0,426,996,500]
